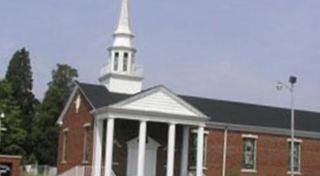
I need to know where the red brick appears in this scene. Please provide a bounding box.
[204,129,320,176]
[56,91,94,175]
[0,155,21,176]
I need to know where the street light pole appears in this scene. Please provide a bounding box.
[277,76,297,176]
[289,76,297,176]
[289,82,295,176]
[0,112,6,147]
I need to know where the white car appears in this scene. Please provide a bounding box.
[0,164,10,176]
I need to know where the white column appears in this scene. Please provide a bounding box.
[92,119,103,176]
[166,123,176,176]
[180,126,190,176]
[196,126,204,176]
[104,118,115,176]
[137,121,147,176]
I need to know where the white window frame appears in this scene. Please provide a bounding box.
[287,138,302,175]
[189,129,209,171]
[82,123,91,163]
[241,134,258,173]
[61,128,68,164]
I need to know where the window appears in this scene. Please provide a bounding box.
[124,52,128,58]
[114,52,119,71]
[82,124,91,163]
[189,129,208,170]
[288,139,301,173]
[62,129,68,163]
[242,134,257,172]
[123,52,128,71]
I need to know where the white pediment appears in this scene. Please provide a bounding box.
[110,86,206,118]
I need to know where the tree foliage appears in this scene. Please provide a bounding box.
[1,48,38,163]
[32,64,78,165]
[1,49,78,165]
[0,80,27,157]
[5,49,39,116]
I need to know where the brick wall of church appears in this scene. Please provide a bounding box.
[55,91,320,176]
[204,129,320,176]
[56,92,94,175]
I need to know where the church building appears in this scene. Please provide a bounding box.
[56,0,320,176]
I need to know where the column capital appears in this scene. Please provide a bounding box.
[168,122,177,125]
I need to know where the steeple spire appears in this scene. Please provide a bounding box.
[99,0,143,94]
[114,0,133,36]
[112,0,134,48]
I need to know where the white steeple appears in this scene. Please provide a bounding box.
[114,0,132,36]
[99,0,143,94]
[113,0,134,48]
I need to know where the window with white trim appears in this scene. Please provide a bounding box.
[242,134,257,172]
[82,124,91,163]
[288,139,301,173]
[62,129,68,163]
[189,129,208,170]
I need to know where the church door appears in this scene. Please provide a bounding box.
[126,137,160,176]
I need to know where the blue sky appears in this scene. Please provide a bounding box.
[0,0,319,111]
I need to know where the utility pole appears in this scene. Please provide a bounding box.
[0,112,7,147]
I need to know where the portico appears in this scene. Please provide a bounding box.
[90,86,208,176]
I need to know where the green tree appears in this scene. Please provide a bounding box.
[5,49,39,118]
[3,48,38,163]
[0,80,27,157]
[33,64,78,165]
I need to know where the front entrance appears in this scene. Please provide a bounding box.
[126,137,160,176]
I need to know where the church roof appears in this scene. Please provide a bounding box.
[78,81,130,108]
[76,81,320,133]
[181,95,320,133]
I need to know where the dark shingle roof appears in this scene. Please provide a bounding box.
[77,82,130,108]
[181,96,320,133]
[76,81,320,133]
